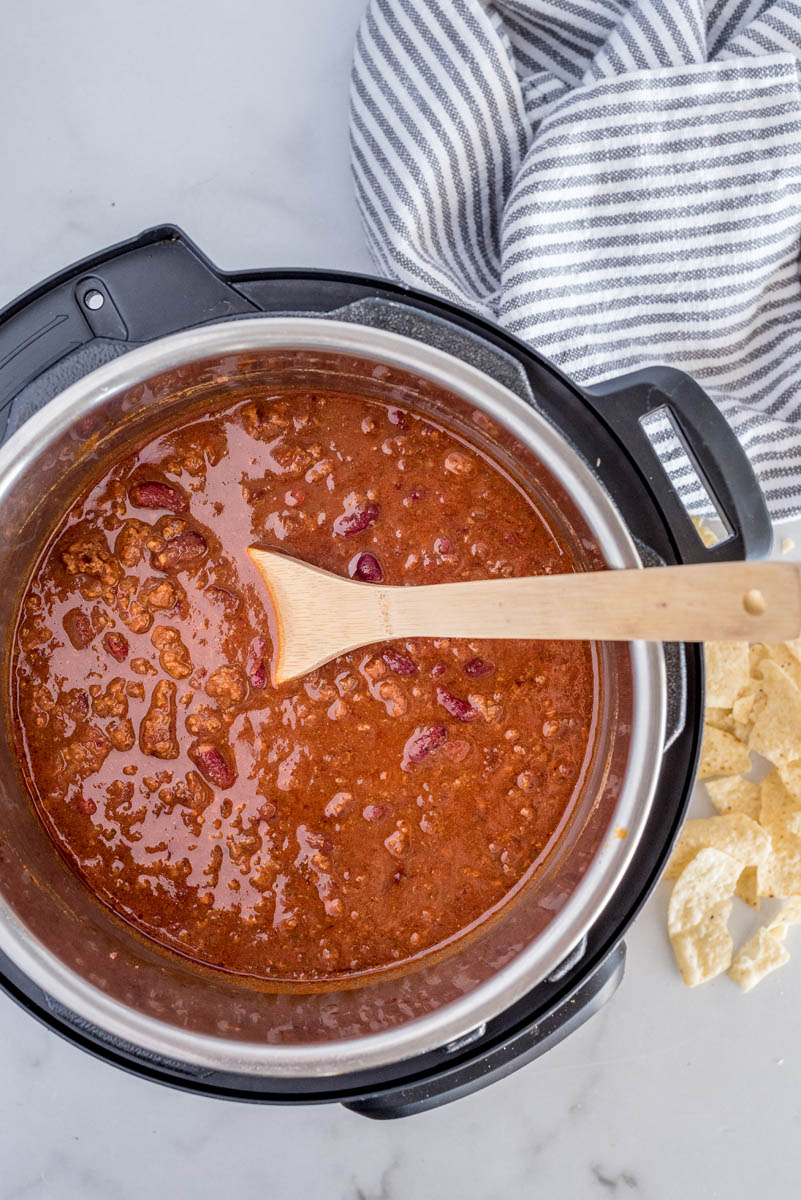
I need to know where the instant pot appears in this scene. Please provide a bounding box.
[0,226,770,1117]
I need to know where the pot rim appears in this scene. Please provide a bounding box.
[0,317,666,1076]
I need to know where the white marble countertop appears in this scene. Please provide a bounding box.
[2,3,800,1197]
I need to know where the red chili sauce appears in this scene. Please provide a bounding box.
[11,390,599,981]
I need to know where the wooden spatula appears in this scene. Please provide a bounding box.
[247,548,801,685]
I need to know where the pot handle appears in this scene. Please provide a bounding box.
[342,942,625,1120]
[582,366,772,563]
[0,225,260,442]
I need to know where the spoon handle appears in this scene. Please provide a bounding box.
[383,562,801,643]
[248,549,801,684]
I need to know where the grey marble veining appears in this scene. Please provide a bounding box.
[1,3,800,1197]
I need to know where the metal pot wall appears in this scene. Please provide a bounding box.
[0,227,772,1115]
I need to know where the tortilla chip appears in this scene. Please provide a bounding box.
[692,516,719,549]
[668,846,742,932]
[767,896,801,937]
[665,814,771,880]
[698,725,751,779]
[670,631,801,991]
[731,692,756,726]
[729,926,789,992]
[704,707,736,735]
[730,897,801,990]
[749,659,801,769]
[735,865,760,909]
[672,902,734,988]
[757,770,801,898]
[781,639,801,666]
[778,761,801,803]
[760,768,799,825]
[668,848,739,987]
[704,776,760,819]
[762,643,801,691]
[705,642,751,708]
[760,840,801,900]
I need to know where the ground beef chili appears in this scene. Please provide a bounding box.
[11,389,599,982]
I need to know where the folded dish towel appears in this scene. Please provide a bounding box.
[350,0,801,523]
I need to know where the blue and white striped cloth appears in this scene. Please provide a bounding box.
[350,0,801,522]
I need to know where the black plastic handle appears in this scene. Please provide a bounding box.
[583,366,771,563]
[0,225,259,441]
[342,942,625,1119]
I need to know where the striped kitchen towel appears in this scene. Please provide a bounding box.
[349,0,801,522]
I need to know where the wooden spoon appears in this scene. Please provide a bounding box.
[247,549,801,685]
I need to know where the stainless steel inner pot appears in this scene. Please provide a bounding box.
[0,318,665,1076]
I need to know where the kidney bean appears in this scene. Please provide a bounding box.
[63,608,93,650]
[189,741,237,789]
[464,656,494,678]
[350,552,383,583]
[333,502,380,537]
[388,408,409,429]
[151,530,208,571]
[247,638,268,689]
[129,481,188,513]
[431,663,447,678]
[436,687,477,722]
[382,647,418,677]
[403,725,447,766]
[103,631,129,662]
